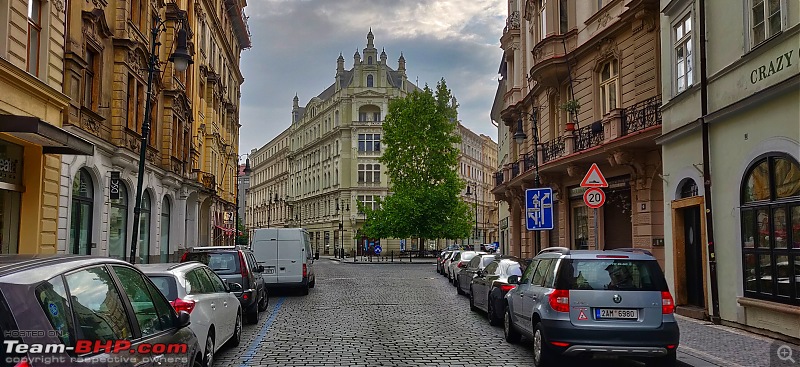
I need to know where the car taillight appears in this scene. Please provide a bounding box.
[457,261,467,268]
[180,252,188,262]
[662,291,675,314]
[14,359,30,367]
[303,264,307,278]
[170,298,195,314]
[499,284,516,292]
[548,289,570,313]
[238,251,248,278]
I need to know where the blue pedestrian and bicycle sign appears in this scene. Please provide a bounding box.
[526,188,554,231]
[374,244,382,255]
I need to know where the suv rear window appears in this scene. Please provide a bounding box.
[556,259,668,291]
[184,252,240,275]
[148,276,178,301]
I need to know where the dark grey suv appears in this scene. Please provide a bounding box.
[181,246,268,324]
[503,247,679,367]
[0,255,202,367]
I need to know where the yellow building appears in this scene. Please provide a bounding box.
[0,0,94,254]
[455,122,499,248]
[54,0,249,262]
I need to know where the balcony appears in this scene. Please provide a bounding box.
[622,95,662,135]
[494,171,503,186]
[352,120,382,127]
[542,136,565,163]
[510,161,520,178]
[503,11,520,34]
[529,30,577,85]
[193,170,215,192]
[575,121,604,152]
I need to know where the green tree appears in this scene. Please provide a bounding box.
[361,78,472,249]
[235,217,248,246]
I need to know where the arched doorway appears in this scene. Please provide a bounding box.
[70,169,94,255]
[109,181,129,260]
[199,197,213,246]
[138,192,151,264]
[160,197,171,263]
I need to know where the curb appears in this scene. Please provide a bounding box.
[326,258,437,265]
[677,350,723,367]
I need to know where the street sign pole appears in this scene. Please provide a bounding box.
[594,208,599,250]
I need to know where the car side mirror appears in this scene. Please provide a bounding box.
[227,282,243,293]
[177,311,191,329]
[507,275,520,285]
[257,265,265,273]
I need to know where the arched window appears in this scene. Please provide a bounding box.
[138,192,152,264]
[740,154,800,305]
[679,179,699,198]
[160,197,171,263]
[70,169,94,255]
[109,180,128,259]
[367,74,374,87]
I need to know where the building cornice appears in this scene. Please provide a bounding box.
[0,58,70,111]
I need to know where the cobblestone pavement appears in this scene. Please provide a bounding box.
[215,259,649,367]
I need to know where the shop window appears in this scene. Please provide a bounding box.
[70,169,93,255]
[741,155,800,305]
[138,192,151,264]
[109,180,128,259]
[160,197,170,263]
[572,202,589,250]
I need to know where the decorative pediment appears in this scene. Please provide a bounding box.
[82,8,113,46]
[594,38,620,71]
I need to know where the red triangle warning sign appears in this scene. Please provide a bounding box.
[578,309,588,320]
[580,163,609,188]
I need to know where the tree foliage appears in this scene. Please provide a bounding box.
[361,79,472,242]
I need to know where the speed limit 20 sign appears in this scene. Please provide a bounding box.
[583,187,606,209]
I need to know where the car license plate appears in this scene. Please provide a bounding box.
[265,268,275,274]
[595,308,638,319]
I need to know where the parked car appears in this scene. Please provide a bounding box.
[180,246,267,324]
[138,262,243,367]
[503,247,679,367]
[443,250,461,280]
[0,255,203,367]
[469,256,527,325]
[251,228,316,295]
[449,251,486,286]
[456,254,496,296]
[437,251,452,274]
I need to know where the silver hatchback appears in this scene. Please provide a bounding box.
[503,247,679,367]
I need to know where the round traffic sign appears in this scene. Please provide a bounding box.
[583,187,606,209]
[374,245,382,255]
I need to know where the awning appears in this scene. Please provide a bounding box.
[0,115,94,155]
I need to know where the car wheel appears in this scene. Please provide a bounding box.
[192,354,204,367]
[245,302,259,324]
[203,332,214,367]
[301,282,310,295]
[487,295,501,326]
[309,276,316,288]
[226,311,242,347]
[503,305,521,343]
[650,349,677,367]
[456,279,465,295]
[257,288,269,312]
[469,287,478,311]
[532,322,555,367]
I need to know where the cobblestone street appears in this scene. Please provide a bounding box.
[215,258,650,367]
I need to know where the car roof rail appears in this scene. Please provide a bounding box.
[614,248,654,256]
[538,247,570,256]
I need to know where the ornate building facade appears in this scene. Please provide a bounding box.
[56,0,249,262]
[0,0,94,254]
[456,123,499,248]
[492,0,664,261]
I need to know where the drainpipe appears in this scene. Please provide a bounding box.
[698,0,721,324]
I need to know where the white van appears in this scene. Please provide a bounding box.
[251,227,316,295]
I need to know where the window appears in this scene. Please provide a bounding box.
[520,259,538,284]
[112,266,174,336]
[160,198,170,263]
[358,163,381,183]
[138,192,151,264]
[358,134,381,152]
[572,204,589,249]
[359,112,367,122]
[532,259,553,286]
[127,76,144,131]
[109,181,128,259]
[367,74,374,87]
[751,0,782,46]
[559,0,568,34]
[599,59,619,115]
[35,276,76,346]
[741,155,800,305]
[70,169,93,255]
[357,195,378,212]
[65,266,132,341]
[84,50,99,108]
[203,268,227,292]
[539,0,547,38]
[484,261,500,275]
[674,13,693,93]
[26,0,42,76]
[373,112,381,122]
[555,259,669,291]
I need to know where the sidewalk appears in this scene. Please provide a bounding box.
[675,314,800,367]
[324,255,438,264]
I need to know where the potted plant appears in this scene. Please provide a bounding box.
[560,99,581,130]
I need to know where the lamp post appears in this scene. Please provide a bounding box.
[336,200,349,259]
[514,108,544,255]
[235,157,251,246]
[465,182,479,248]
[129,9,192,265]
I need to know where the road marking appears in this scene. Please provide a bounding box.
[239,297,285,367]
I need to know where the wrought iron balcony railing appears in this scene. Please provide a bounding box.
[504,11,520,34]
[542,136,565,163]
[622,95,662,135]
[494,171,503,186]
[511,161,520,178]
[523,152,536,172]
[575,121,604,152]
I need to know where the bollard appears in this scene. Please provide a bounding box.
[391,251,394,262]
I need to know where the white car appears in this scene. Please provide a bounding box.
[448,251,486,285]
[138,262,242,367]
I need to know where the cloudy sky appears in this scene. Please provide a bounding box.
[237,0,507,157]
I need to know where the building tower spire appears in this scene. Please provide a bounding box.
[367,28,374,48]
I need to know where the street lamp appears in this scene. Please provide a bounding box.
[234,157,251,246]
[129,9,192,265]
[336,200,349,259]
[465,182,479,248]
[516,108,544,254]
